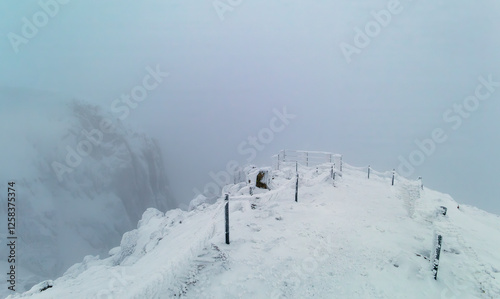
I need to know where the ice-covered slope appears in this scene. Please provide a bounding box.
[0,91,176,295]
[9,162,500,299]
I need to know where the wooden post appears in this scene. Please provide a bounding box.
[225,194,230,245]
[432,235,443,280]
[392,169,395,186]
[368,165,370,179]
[340,156,343,172]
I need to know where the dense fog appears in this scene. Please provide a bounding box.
[1,0,500,294]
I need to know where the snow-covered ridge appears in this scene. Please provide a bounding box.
[0,93,176,295]
[9,162,500,298]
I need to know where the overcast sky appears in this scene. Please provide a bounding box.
[1,0,500,214]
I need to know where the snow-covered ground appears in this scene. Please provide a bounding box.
[8,162,500,298]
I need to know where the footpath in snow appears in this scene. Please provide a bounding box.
[8,162,500,299]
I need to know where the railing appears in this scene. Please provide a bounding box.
[223,153,437,280]
[273,150,343,172]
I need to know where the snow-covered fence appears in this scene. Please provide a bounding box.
[330,165,335,181]
[272,150,426,190]
[350,164,401,186]
[366,165,424,188]
[273,150,343,172]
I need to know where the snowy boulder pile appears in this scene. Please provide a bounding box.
[111,208,185,266]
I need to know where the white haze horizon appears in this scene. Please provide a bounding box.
[1,0,500,217]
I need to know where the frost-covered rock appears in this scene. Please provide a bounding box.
[188,194,208,211]
[111,208,186,266]
[138,208,165,228]
[62,255,102,279]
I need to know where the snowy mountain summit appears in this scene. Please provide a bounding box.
[8,156,500,299]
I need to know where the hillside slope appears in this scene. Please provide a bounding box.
[0,94,176,297]
[8,163,500,299]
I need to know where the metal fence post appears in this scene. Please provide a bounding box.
[432,235,443,280]
[225,194,230,245]
[295,173,299,202]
